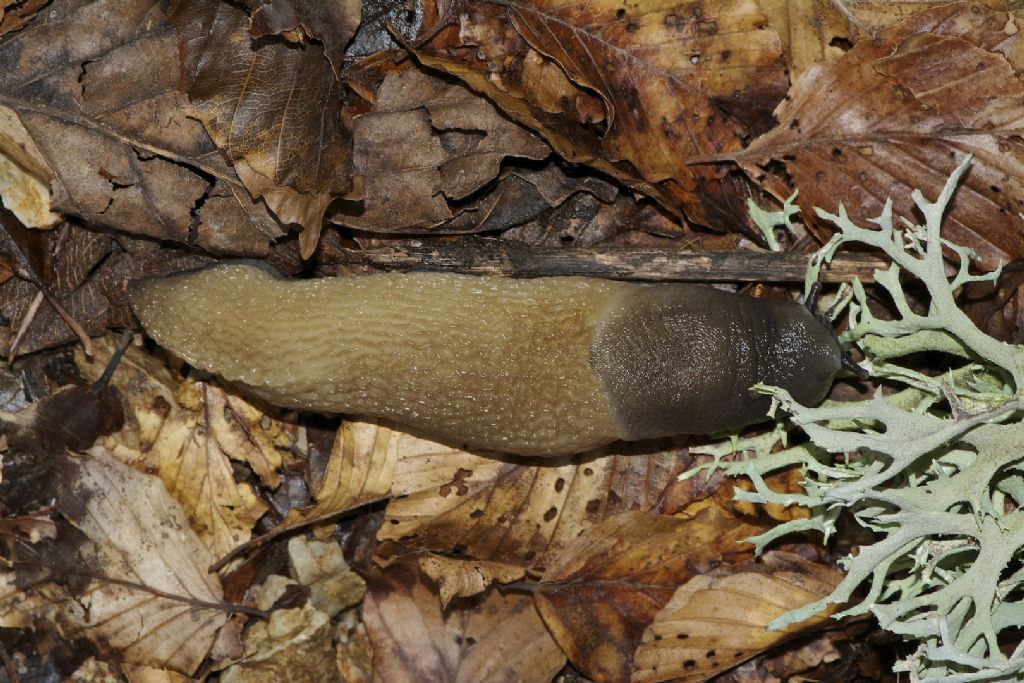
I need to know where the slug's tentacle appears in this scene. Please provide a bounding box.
[129,264,845,456]
[804,279,869,380]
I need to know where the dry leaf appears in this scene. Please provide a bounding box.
[418,555,526,607]
[77,337,293,559]
[287,536,366,617]
[245,0,361,77]
[417,0,786,228]
[152,381,274,559]
[220,575,340,683]
[76,335,188,462]
[741,2,1024,268]
[172,0,354,258]
[56,447,228,674]
[340,67,550,232]
[632,551,844,683]
[69,658,123,681]
[534,508,764,683]
[381,441,688,570]
[278,419,399,532]
[0,225,114,356]
[122,664,192,683]
[363,561,566,683]
[0,105,58,227]
[757,0,1009,79]
[0,0,283,255]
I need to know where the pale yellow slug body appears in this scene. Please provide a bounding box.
[132,266,629,455]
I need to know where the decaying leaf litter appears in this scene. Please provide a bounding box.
[0,0,1021,681]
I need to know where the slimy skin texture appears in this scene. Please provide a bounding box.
[129,263,843,456]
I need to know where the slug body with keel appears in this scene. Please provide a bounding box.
[129,264,844,456]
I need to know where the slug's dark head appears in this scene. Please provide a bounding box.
[589,284,852,440]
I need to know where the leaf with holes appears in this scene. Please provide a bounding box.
[380,442,692,571]
[756,0,1009,79]
[632,551,843,683]
[533,508,763,683]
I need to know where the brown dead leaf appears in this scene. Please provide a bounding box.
[172,0,354,258]
[964,269,1024,345]
[220,575,340,683]
[417,0,787,228]
[287,536,366,617]
[339,67,550,232]
[632,551,844,683]
[758,0,1010,79]
[0,224,114,356]
[363,561,566,683]
[418,555,526,607]
[76,335,186,462]
[380,441,690,571]
[0,0,283,255]
[51,447,229,674]
[740,2,1024,268]
[245,0,361,77]
[533,508,764,683]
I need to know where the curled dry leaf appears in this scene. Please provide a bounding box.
[172,0,354,258]
[76,337,293,560]
[76,335,184,462]
[340,67,550,232]
[417,555,526,608]
[148,381,276,560]
[0,0,283,255]
[220,575,340,683]
[0,106,58,227]
[533,508,765,683]
[277,419,399,532]
[417,0,787,227]
[380,442,690,570]
[741,2,1024,268]
[57,447,228,674]
[363,561,566,683]
[287,536,366,617]
[632,551,844,683]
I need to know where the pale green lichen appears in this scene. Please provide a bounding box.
[688,156,1024,681]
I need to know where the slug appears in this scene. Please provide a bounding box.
[128,263,847,456]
